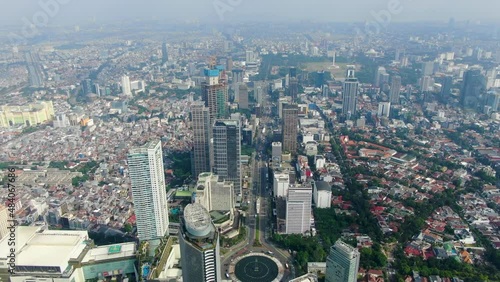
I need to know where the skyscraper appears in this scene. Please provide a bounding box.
[374,67,387,87]
[389,75,402,105]
[238,84,249,109]
[81,79,93,95]
[202,68,228,123]
[127,140,169,242]
[342,67,359,119]
[212,120,242,196]
[179,204,221,282]
[191,102,211,179]
[440,75,453,102]
[282,104,298,154]
[162,42,169,64]
[121,75,131,96]
[421,61,435,76]
[326,240,361,282]
[377,102,391,117]
[461,68,486,108]
[289,77,299,101]
[285,184,312,234]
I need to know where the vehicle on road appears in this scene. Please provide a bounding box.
[225,272,230,278]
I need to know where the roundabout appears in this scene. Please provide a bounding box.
[232,254,282,282]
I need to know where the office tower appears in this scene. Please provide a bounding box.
[162,42,169,64]
[440,75,453,101]
[195,172,235,214]
[421,61,434,76]
[395,49,401,61]
[273,173,290,197]
[238,84,249,109]
[226,57,233,72]
[282,104,298,154]
[232,69,244,84]
[272,142,282,162]
[179,204,221,282]
[389,75,402,105]
[377,102,391,117]
[289,77,299,101]
[285,184,312,234]
[255,83,265,105]
[315,71,325,88]
[121,75,132,96]
[289,67,297,78]
[202,68,228,123]
[322,84,329,98]
[212,120,242,196]
[93,83,101,97]
[313,181,332,208]
[461,68,485,108]
[246,50,255,63]
[191,102,211,179]
[420,76,432,92]
[325,240,361,282]
[331,50,336,66]
[342,67,359,119]
[486,90,500,112]
[81,79,93,95]
[374,67,387,87]
[127,140,169,241]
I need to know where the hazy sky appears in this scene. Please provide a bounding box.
[2,0,500,26]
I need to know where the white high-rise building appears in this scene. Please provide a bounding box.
[121,75,132,96]
[127,140,169,241]
[195,172,235,214]
[326,240,360,282]
[313,181,332,209]
[377,102,391,117]
[273,172,290,197]
[285,184,312,234]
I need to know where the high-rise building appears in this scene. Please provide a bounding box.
[289,67,297,78]
[342,67,359,119]
[238,84,249,109]
[212,120,242,196]
[289,77,299,101]
[440,75,453,101]
[246,50,255,63]
[377,102,391,117]
[81,79,93,95]
[285,184,312,234]
[272,142,282,162]
[127,140,169,241]
[191,102,211,179]
[389,75,402,105]
[162,42,169,64]
[273,173,290,197]
[325,240,360,282]
[315,71,325,88]
[282,104,298,154]
[121,75,132,96]
[179,204,221,282]
[486,90,500,112]
[420,76,432,92]
[202,68,228,123]
[322,84,329,98]
[194,172,235,214]
[374,67,387,87]
[461,68,485,108]
[421,61,435,76]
